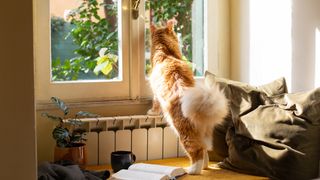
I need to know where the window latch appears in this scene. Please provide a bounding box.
[132,0,140,19]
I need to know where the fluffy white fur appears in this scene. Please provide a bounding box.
[181,82,228,134]
[187,159,204,174]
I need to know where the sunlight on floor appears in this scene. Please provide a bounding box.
[249,0,292,89]
[315,28,320,88]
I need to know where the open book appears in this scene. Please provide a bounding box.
[110,163,186,180]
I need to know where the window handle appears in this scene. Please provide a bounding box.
[132,0,140,19]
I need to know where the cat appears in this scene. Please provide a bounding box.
[147,19,229,175]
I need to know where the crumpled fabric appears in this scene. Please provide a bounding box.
[38,161,109,180]
[205,71,320,180]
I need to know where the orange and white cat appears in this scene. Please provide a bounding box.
[147,20,228,175]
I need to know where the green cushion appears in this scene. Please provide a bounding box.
[205,71,320,179]
[221,88,320,179]
[205,71,288,161]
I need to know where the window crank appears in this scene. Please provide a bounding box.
[132,0,140,19]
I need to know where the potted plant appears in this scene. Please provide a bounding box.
[42,97,99,167]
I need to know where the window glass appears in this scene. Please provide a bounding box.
[50,0,119,81]
[144,0,204,77]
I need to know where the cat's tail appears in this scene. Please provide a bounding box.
[181,82,228,129]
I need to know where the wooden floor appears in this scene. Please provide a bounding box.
[86,157,269,179]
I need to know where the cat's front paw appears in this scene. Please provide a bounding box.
[147,109,161,116]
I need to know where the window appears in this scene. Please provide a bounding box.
[138,0,208,97]
[50,0,120,81]
[34,0,216,103]
[144,0,205,77]
[34,0,130,102]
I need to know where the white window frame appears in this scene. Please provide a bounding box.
[34,0,218,103]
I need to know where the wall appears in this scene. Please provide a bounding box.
[291,0,320,91]
[231,0,320,92]
[230,0,250,81]
[207,0,231,78]
[0,0,37,179]
[216,0,231,78]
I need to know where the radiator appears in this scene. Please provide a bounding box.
[79,115,186,165]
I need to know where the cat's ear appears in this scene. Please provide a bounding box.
[150,24,156,33]
[167,18,176,31]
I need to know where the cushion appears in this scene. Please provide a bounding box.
[205,71,320,179]
[220,88,320,180]
[205,71,288,161]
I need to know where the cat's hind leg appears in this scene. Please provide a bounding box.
[203,150,209,169]
[181,140,205,175]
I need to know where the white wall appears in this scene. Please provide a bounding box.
[206,0,231,78]
[230,0,250,82]
[0,0,37,179]
[291,0,320,91]
[231,0,320,92]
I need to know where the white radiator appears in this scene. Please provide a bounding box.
[79,115,186,165]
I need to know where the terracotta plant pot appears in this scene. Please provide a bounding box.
[54,143,87,167]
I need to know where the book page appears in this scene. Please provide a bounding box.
[128,163,186,177]
[110,169,170,180]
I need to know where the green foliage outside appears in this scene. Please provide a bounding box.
[146,0,193,59]
[51,0,118,81]
[145,0,194,74]
[51,0,194,81]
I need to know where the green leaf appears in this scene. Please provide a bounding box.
[52,127,69,140]
[76,111,99,118]
[41,113,63,122]
[56,140,68,148]
[70,134,82,142]
[50,97,69,115]
[52,58,61,67]
[67,119,83,126]
[80,40,88,47]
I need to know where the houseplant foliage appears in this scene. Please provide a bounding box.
[43,97,99,148]
[43,97,100,166]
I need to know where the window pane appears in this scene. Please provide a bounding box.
[50,0,119,81]
[145,0,204,77]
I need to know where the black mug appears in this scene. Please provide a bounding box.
[111,151,136,173]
